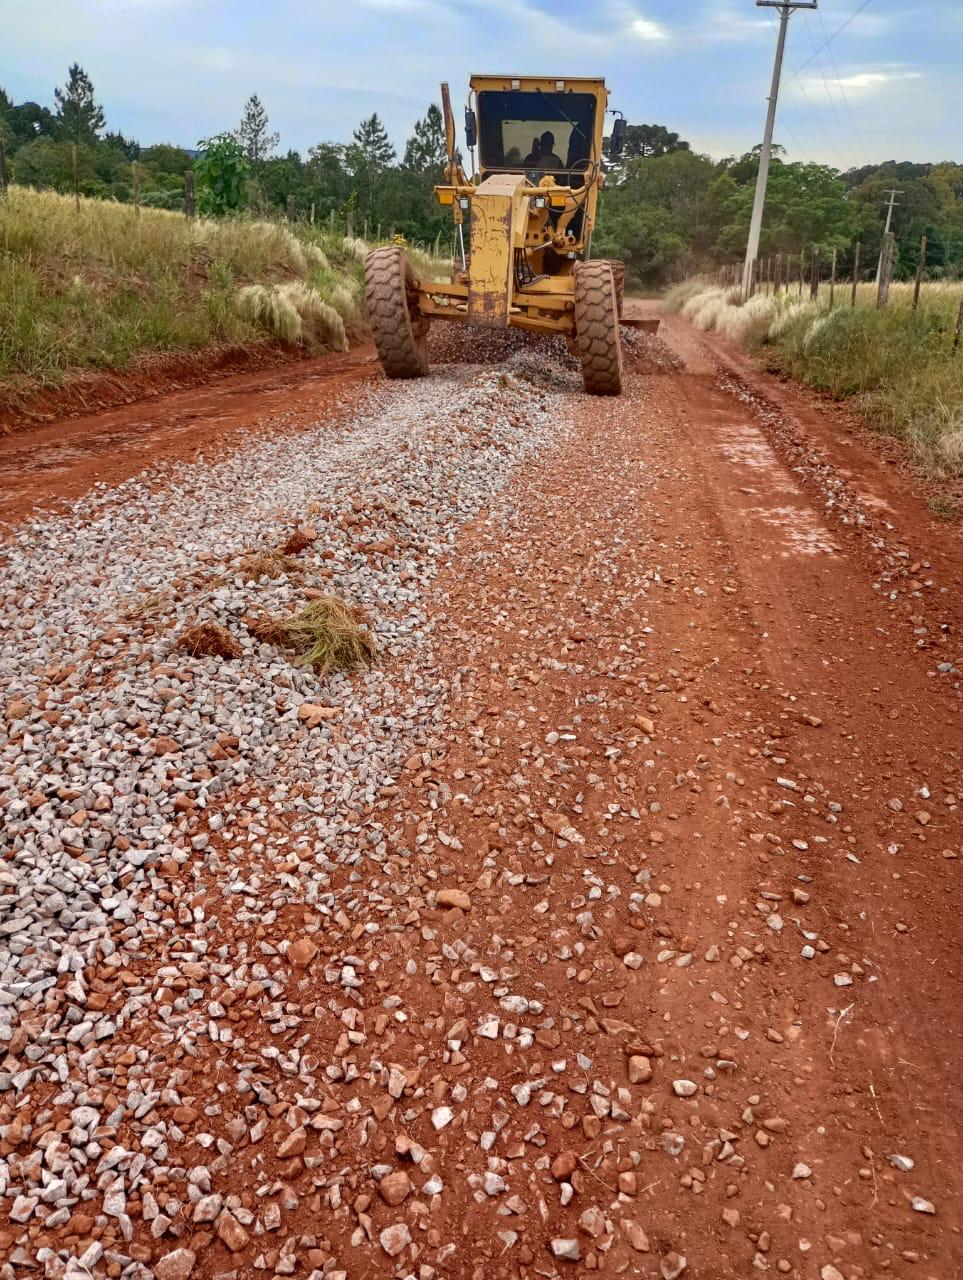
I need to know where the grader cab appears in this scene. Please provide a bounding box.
[364,75,643,396]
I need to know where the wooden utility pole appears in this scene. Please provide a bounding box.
[741,0,818,295]
[876,232,895,308]
[912,235,927,309]
[851,241,860,306]
[829,247,837,308]
[184,170,195,218]
[810,245,820,299]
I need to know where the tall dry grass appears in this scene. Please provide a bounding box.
[665,278,963,483]
[0,186,367,391]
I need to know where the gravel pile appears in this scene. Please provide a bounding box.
[0,354,573,1070]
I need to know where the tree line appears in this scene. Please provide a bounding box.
[2,66,961,285]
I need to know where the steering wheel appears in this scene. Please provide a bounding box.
[568,158,595,188]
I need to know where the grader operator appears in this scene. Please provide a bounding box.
[364,75,640,396]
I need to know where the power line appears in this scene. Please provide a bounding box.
[787,0,874,80]
[764,8,849,171]
[804,20,861,170]
[816,7,870,171]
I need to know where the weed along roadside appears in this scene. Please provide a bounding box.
[0,187,450,429]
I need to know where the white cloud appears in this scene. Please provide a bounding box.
[629,15,668,41]
[798,67,921,95]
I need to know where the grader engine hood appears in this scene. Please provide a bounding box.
[467,173,529,328]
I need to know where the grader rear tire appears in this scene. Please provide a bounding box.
[574,261,623,396]
[364,245,429,379]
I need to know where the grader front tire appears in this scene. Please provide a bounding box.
[364,245,429,379]
[574,262,623,396]
[609,259,626,318]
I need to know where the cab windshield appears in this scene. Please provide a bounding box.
[476,90,597,176]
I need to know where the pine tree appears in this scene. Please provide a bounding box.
[403,105,446,175]
[54,64,105,145]
[236,94,279,170]
[351,114,395,175]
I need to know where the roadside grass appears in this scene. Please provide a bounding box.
[665,279,963,481]
[0,186,370,393]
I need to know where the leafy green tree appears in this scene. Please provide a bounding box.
[2,98,57,151]
[195,133,250,215]
[609,123,690,164]
[11,137,98,192]
[104,130,140,161]
[305,142,351,218]
[714,157,858,258]
[594,204,689,285]
[54,64,105,145]
[236,94,279,171]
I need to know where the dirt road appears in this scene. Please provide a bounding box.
[1,311,960,1280]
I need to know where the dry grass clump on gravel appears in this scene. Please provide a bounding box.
[177,621,243,659]
[236,550,302,580]
[122,590,171,621]
[252,597,377,676]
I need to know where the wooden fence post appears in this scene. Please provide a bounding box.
[309,202,315,225]
[876,232,895,309]
[954,296,963,353]
[286,193,295,222]
[810,245,820,300]
[0,135,7,196]
[72,143,80,212]
[774,252,782,294]
[829,247,837,309]
[798,247,805,298]
[132,161,140,216]
[912,235,927,310]
[184,170,195,218]
[851,241,860,307]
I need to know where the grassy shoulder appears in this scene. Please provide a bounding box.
[667,280,963,506]
[0,186,449,402]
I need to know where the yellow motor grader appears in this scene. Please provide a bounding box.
[364,75,649,396]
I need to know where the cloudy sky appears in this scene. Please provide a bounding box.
[5,0,960,170]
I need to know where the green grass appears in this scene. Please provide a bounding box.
[666,279,963,480]
[0,186,371,393]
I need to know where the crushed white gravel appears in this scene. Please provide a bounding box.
[0,354,575,1074]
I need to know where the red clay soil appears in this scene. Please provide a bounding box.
[2,307,961,1279]
[0,341,375,437]
[0,345,378,524]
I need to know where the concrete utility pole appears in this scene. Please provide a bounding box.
[874,188,902,285]
[742,0,818,296]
